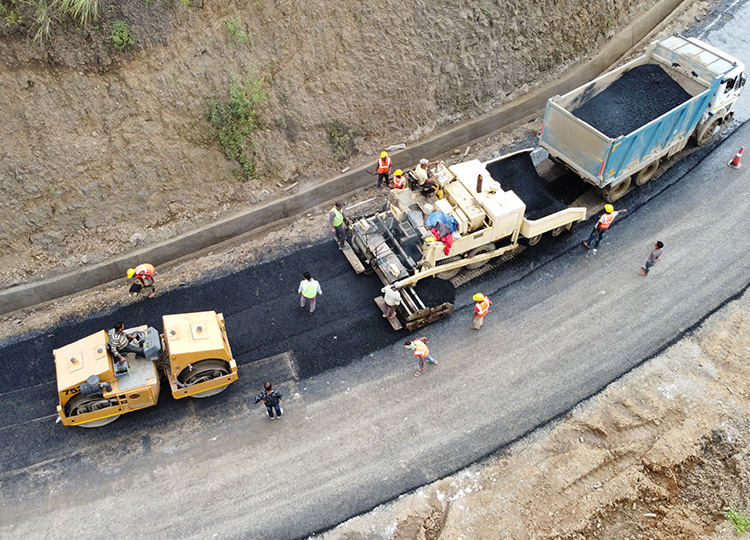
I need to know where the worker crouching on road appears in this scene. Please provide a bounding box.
[582,204,627,252]
[298,272,322,314]
[376,151,392,189]
[254,382,283,420]
[329,201,352,250]
[127,263,157,298]
[405,336,437,377]
[392,169,407,190]
[472,293,492,330]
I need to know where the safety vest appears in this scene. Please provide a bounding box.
[475,297,491,317]
[413,340,429,358]
[377,157,391,174]
[392,174,406,190]
[598,213,615,230]
[134,263,154,279]
[301,279,319,298]
[331,206,344,227]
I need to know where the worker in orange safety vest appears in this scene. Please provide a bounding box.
[127,263,157,298]
[582,204,627,251]
[472,293,492,330]
[376,151,392,189]
[392,169,407,190]
[404,336,437,377]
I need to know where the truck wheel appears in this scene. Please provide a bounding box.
[65,394,121,428]
[526,234,543,246]
[696,118,721,147]
[435,256,463,279]
[466,244,494,269]
[634,160,659,186]
[177,359,231,398]
[603,177,631,203]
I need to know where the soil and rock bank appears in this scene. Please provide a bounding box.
[1,0,653,288]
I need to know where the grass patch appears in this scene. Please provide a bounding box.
[326,121,356,162]
[225,15,250,46]
[111,20,134,51]
[727,505,750,536]
[207,74,268,180]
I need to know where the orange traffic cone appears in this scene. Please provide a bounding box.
[728,146,744,169]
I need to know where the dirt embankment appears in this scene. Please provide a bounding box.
[319,294,750,540]
[0,0,652,288]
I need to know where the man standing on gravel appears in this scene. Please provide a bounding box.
[583,204,627,252]
[254,381,283,420]
[298,272,322,314]
[329,200,352,250]
[472,293,492,330]
[405,336,437,377]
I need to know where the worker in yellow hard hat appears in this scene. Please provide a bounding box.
[376,151,392,189]
[392,169,407,190]
[127,263,157,298]
[583,204,627,251]
[472,293,492,330]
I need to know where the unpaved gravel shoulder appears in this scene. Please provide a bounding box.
[316,289,750,540]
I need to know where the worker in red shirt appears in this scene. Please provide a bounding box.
[472,293,492,330]
[583,204,627,251]
[127,263,157,298]
[376,151,391,189]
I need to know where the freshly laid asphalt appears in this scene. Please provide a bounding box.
[1,117,749,539]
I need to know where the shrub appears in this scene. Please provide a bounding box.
[225,15,249,46]
[207,74,268,180]
[726,505,750,536]
[57,0,99,26]
[326,122,356,162]
[111,20,134,51]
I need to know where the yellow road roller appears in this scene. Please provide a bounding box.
[54,311,238,427]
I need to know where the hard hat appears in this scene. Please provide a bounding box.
[473,293,485,301]
[380,151,388,159]
[394,169,403,176]
[604,204,614,213]
[127,268,136,278]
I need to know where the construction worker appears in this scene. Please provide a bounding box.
[414,158,439,190]
[582,204,627,251]
[127,263,157,298]
[108,321,145,362]
[329,200,352,250]
[381,283,401,319]
[472,293,492,330]
[298,272,322,314]
[376,151,392,189]
[404,336,437,377]
[392,169,407,190]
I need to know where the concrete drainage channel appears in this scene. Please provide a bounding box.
[0,0,686,316]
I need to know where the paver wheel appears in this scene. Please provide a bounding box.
[177,359,231,398]
[466,244,494,270]
[526,234,543,246]
[435,256,463,279]
[65,394,121,428]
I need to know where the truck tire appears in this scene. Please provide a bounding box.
[603,177,631,203]
[466,244,494,269]
[177,359,231,398]
[696,118,721,147]
[634,159,659,186]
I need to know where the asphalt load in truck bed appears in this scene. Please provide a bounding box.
[485,152,567,220]
[571,64,692,138]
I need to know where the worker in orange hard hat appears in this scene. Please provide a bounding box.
[127,263,157,298]
[583,204,627,252]
[376,151,392,189]
[472,293,492,330]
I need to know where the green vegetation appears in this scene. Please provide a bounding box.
[111,20,134,51]
[225,15,250,46]
[207,74,268,180]
[726,505,750,536]
[57,0,98,26]
[3,0,104,44]
[326,122,356,162]
[1,0,23,27]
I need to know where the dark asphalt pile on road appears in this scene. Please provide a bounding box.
[572,64,692,138]
[412,278,455,308]
[485,152,567,219]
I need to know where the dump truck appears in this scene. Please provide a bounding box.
[54,310,238,427]
[540,34,746,202]
[343,149,586,330]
